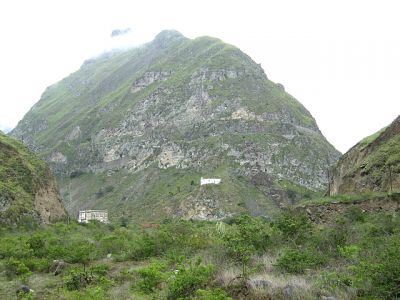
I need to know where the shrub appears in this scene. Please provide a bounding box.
[0,236,33,259]
[64,265,111,291]
[273,210,311,244]
[4,258,32,279]
[316,218,349,253]
[90,264,109,276]
[353,237,400,299]
[168,258,214,299]
[153,221,212,258]
[345,206,365,223]
[222,215,270,273]
[27,234,48,257]
[65,268,94,291]
[276,248,326,274]
[319,271,353,291]
[128,232,157,260]
[63,238,99,265]
[136,260,167,294]
[23,257,52,273]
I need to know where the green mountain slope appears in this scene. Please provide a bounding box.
[11,30,340,223]
[330,115,400,194]
[0,131,66,225]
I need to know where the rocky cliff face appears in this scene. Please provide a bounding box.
[0,132,67,225]
[330,115,400,195]
[11,30,340,223]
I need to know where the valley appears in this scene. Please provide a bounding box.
[0,30,399,299]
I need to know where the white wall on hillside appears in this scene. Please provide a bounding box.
[200,177,221,185]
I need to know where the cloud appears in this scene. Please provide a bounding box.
[111,27,131,37]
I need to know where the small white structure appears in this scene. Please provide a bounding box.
[78,210,108,224]
[200,177,222,186]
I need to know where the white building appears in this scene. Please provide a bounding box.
[78,210,108,224]
[200,177,222,185]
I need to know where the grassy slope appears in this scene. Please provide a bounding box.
[0,132,49,224]
[332,117,400,194]
[59,163,280,224]
[363,132,400,173]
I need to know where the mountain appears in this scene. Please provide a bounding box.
[0,131,66,225]
[11,30,340,223]
[329,115,400,195]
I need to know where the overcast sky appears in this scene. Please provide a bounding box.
[0,0,399,153]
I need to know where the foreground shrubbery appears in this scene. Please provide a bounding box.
[0,209,399,299]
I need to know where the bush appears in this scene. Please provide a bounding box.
[354,237,400,299]
[273,210,311,244]
[4,258,32,279]
[276,248,326,274]
[64,265,111,291]
[128,232,157,260]
[319,271,353,291]
[65,268,94,291]
[0,236,33,259]
[136,260,167,294]
[23,257,52,273]
[168,258,214,299]
[65,240,98,265]
[27,234,47,257]
[345,207,365,223]
[222,215,270,270]
[90,264,109,276]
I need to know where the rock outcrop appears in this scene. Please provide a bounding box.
[0,132,66,225]
[11,30,340,223]
[329,115,400,195]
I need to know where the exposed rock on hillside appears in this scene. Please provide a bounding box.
[11,30,340,222]
[0,132,67,225]
[330,115,400,195]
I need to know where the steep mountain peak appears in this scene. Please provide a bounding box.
[11,31,340,223]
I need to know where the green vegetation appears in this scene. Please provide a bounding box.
[359,126,386,148]
[1,204,399,299]
[363,132,400,173]
[0,132,52,225]
[59,164,282,225]
[330,116,400,195]
[296,191,388,206]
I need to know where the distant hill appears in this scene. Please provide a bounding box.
[11,30,340,223]
[330,115,400,195]
[0,131,66,225]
